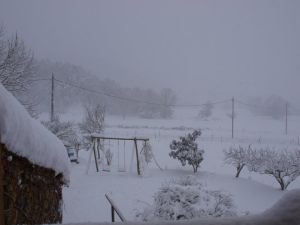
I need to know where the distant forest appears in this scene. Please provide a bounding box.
[31,60,177,119]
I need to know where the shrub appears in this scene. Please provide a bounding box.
[135,176,236,222]
[169,130,204,173]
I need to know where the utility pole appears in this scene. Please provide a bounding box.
[285,103,288,135]
[232,97,234,139]
[50,73,54,122]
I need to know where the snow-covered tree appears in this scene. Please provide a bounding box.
[79,103,105,150]
[0,28,37,117]
[224,145,251,178]
[169,130,204,173]
[135,176,236,222]
[198,101,214,119]
[42,115,79,146]
[159,88,176,119]
[80,103,105,134]
[225,144,300,190]
[250,148,300,190]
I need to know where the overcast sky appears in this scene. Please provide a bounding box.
[0,0,299,103]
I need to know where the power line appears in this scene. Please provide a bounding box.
[235,99,262,108]
[53,78,231,108]
[174,99,231,107]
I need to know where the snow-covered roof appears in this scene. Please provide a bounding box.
[0,83,70,181]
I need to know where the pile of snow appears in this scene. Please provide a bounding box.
[63,189,300,225]
[0,83,70,180]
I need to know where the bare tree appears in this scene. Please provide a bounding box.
[80,103,105,134]
[198,101,214,119]
[42,115,79,146]
[252,148,300,190]
[225,144,300,190]
[224,145,251,178]
[79,103,105,150]
[0,28,37,116]
[159,88,177,119]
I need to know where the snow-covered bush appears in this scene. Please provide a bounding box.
[224,145,251,178]
[135,176,236,222]
[169,130,204,173]
[42,115,79,146]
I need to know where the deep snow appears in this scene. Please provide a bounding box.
[60,105,300,223]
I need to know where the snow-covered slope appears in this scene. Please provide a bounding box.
[63,189,300,225]
[0,83,70,180]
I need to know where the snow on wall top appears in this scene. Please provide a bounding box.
[0,83,70,181]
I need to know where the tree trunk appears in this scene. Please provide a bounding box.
[235,164,244,178]
[278,178,286,191]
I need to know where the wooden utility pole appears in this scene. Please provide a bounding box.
[232,97,235,139]
[285,103,288,135]
[50,73,55,121]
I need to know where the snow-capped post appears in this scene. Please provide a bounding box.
[169,130,204,173]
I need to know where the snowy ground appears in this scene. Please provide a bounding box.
[57,106,300,223]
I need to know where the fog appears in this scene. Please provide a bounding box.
[0,0,299,104]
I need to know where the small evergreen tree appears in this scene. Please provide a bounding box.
[169,130,204,173]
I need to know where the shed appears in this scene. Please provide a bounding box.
[0,83,70,225]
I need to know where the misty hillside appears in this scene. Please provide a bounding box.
[32,60,177,119]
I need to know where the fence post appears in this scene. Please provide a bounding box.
[111,206,115,222]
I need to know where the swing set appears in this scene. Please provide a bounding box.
[87,135,150,175]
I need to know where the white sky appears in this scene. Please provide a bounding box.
[0,0,299,103]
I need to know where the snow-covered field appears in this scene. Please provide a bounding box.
[60,106,300,223]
